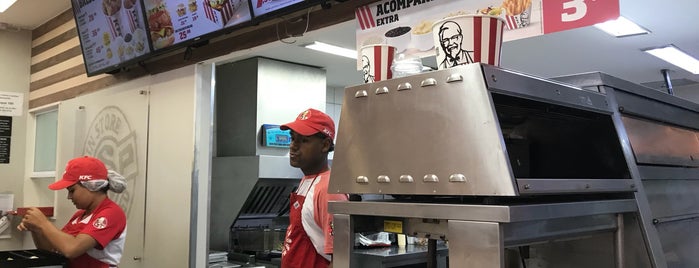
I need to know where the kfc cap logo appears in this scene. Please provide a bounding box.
[79,175,93,181]
[299,110,311,120]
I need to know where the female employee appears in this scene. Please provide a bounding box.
[18,156,127,268]
[280,108,349,268]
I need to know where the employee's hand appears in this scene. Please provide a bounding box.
[17,222,28,231]
[21,207,50,232]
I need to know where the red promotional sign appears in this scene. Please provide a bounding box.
[543,0,620,34]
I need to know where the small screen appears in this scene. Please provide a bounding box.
[262,124,291,148]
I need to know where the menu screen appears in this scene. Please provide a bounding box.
[72,0,152,76]
[144,0,252,50]
[251,0,303,17]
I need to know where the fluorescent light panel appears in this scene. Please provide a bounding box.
[0,0,17,13]
[594,16,649,37]
[304,41,356,59]
[643,45,699,74]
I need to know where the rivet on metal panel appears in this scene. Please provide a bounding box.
[377,175,391,183]
[423,174,439,183]
[652,219,659,224]
[397,83,412,91]
[618,106,625,112]
[555,89,561,95]
[78,106,85,110]
[446,74,463,83]
[420,78,437,87]
[448,174,466,182]
[355,90,368,98]
[630,184,636,189]
[491,74,497,82]
[139,90,148,95]
[399,175,414,183]
[585,184,590,189]
[356,176,369,184]
[523,184,531,190]
[375,87,389,95]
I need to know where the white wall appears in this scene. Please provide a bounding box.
[0,29,31,250]
[144,65,197,267]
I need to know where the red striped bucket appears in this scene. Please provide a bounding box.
[432,15,505,69]
[359,45,396,83]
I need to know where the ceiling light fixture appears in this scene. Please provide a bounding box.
[303,41,356,59]
[594,16,649,37]
[643,45,699,75]
[0,0,17,13]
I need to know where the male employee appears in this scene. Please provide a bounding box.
[280,108,349,268]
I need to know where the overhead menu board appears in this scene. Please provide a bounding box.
[72,0,153,76]
[144,0,252,50]
[250,0,303,17]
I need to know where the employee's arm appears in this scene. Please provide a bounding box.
[21,207,98,258]
[38,224,98,258]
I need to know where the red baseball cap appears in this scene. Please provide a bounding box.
[49,156,108,190]
[281,108,335,139]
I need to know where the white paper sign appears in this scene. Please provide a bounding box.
[0,92,24,117]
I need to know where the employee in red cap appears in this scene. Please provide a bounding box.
[18,156,127,268]
[280,108,349,268]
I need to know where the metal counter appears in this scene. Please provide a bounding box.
[331,199,636,267]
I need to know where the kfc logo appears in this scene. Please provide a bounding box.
[79,175,93,181]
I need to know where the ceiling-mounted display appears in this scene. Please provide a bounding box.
[250,0,302,17]
[71,0,153,76]
[144,0,252,51]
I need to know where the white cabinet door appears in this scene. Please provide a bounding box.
[56,84,148,268]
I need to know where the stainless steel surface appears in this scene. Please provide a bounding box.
[655,218,699,268]
[622,116,699,167]
[637,166,699,180]
[552,72,699,115]
[643,180,699,220]
[616,214,625,268]
[516,179,636,194]
[331,64,632,197]
[332,64,517,196]
[352,244,448,268]
[482,66,612,114]
[448,220,504,267]
[210,156,302,250]
[329,199,637,223]
[605,89,668,268]
[334,214,352,268]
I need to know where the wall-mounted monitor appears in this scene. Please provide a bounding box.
[71,0,154,76]
[143,0,252,51]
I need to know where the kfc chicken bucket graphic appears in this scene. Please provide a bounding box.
[360,45,396,83]
[432,15,505,69]
[502,0,532,29]
[203,0,242,27]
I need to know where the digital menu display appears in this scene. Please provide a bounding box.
[144,0,252,51]
[251,0,303,17]
[72,0,152,76]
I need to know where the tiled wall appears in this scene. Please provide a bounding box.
[325,86,345,131]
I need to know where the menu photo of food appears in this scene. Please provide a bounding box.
[144,0,251,50]
[73,0,153,74]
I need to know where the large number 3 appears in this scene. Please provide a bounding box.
[561,0,587,22]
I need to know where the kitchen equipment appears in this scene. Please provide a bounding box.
[329,63,697,268]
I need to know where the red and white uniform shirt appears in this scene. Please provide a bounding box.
[62,198,127,268]
[282,170,349,267]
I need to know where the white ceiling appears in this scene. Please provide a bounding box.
[2,0,698,92]
[0,0,70,30]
